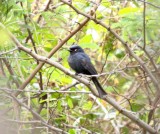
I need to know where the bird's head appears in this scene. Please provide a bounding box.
[68,45,84,54]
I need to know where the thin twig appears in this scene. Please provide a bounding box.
[0,44,156,133]
[0,87,90,94]
[137,0,160,9]
[61,0,160,92]
[143,0,146,50]
[0,48,18,56]
[1,88,68,134]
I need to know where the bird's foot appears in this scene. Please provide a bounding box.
[77,73,86,78]
[75,72,79,75]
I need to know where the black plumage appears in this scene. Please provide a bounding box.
[68,45,107,98]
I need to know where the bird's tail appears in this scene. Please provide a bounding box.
[92,77,107,98]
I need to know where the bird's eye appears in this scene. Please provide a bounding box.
[74,49,77,51]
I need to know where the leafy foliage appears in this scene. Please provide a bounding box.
[0,0,160,133]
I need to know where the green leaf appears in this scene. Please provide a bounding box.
[54,115,66,126]
[44,41,54,52]
[156,56,160,64]
[106,86,114,92]
[115,49,125,58]
[57,100,63,112]
[79,35,92,44]
[80,43,98,49]
[67,96,73,109]
[119,7,142,15]
[68,129,76,134]
[134,50,144,56]
[121,127,130,134]
[51,92,62,99]
[84,113,97,120]
[139,112,148,122]
[82,101,92,110]
[131,103,144,112]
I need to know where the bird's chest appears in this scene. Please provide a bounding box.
[68,54,81,66]
[68,53,86,73]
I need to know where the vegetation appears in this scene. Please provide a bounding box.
[0,0,160,133]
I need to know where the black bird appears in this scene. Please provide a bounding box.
[68,45,107,98]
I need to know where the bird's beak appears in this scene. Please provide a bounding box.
[68,49,72,52]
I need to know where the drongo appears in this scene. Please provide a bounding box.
[68,45,107,98]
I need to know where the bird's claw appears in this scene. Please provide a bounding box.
[75,72,79,75]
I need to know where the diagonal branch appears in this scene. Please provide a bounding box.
[1,88,68,134]
[2,0,102,97]
[61,0,160,93]
[3,34,157,133]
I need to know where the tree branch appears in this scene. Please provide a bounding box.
[61,0,160,92]
[1,88,68,134]
[1,0,102,97]
[2,37,157,133]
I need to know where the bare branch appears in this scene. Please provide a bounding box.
[1,88,68,134]
[1,0,102,97]
[61,0,160,92]
[143,0,146,50]
[0,48,18,56]
[137,0,160,9]
[1,42,157,133]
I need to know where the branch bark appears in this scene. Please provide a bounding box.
[2,0,102,97]
[60,0,160,92]
[1,88,68,134]
[2,33,157,133]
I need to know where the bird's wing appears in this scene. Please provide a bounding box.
[80,57,97,75]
